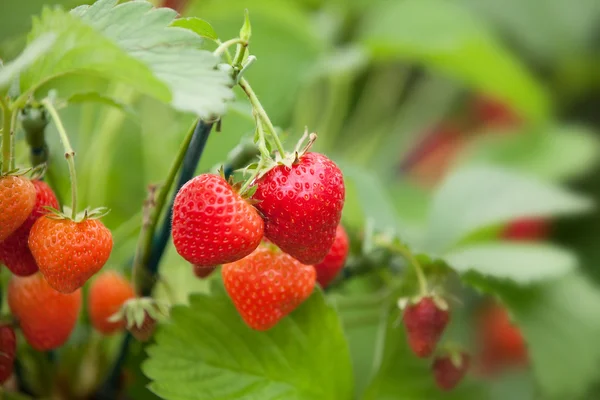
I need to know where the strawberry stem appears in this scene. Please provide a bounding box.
[0,96,12,174]
[238,77,286,158]
[391,241,428,296]
[42,98,78,219]
[214,38,247,58]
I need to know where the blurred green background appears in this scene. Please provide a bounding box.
[2,0,600,399]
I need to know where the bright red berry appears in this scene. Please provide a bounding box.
[0,176,36,241]
[88,272,136,335]
[222,244,316,331]
[28,217,113,293]
[502,218,550,241]
[193,264,216,279]
[0,180,59,276]
[314,225,349,288]
[172,174,264,267]
[432,352,471,391]
[403,296,450,358]
[8,273,81,351]
[476,303,527,375]
[252,152,345,265]
[0,325,16,384]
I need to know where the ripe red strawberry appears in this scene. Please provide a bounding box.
[222,244,316,331]
[129,312,156,342]
[432,352,471,391]
[88,271,135,335]
[403,296,450,358]
[252,152,345,265]
[0,325,16,384]
[476,303,527,375]
[0,176,36,241]
[502,218,550,241]
[0,180,59,276]
[172,174,264,267]
[8,273,81,351]
[314,225,349,288]
[193,264,216,279]
[473,95,520,128]
[28,217,113,293]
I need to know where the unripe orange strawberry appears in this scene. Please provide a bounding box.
[28,217,113,293]
[0,176,36,241]
[88,271,135,335]
[0,180,59,276]
[8,274,81,351]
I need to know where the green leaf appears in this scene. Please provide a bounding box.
[20,0,233,119]
[170,17,218,41]
[0,33,56,92]
[458,126,600,182]
[423,166,593,252]
[363,307,484,400]
[464,273,600,398]
[359,0,549,122]
[443,242,576,283]
[67,92,136,116]
[143,290,353,400]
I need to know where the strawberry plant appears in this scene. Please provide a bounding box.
[0,0,600,399]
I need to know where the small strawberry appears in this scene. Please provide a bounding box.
[252,152,345,265]
[222,244,316,331]
[0,325,16,384]
[432,352,470,391]
[475,303,527,375]
[8,273,81,351]
[193,264,216,279]
[0,180,59,276]
[28,217,113,293]
[110,297,168,342]
[403,296,450,358]
[314,225,349,288]
[128,312,157,342]
[473,95,520,128]
[0,176,36,241]
[172,174,264,267]
[502,218,550,241]
[88,271,135,335]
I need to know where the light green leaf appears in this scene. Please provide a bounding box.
[170,17,218,41]
[20,0,233,119]
[0,33,56,92]
[444,242,576,283]
[464,273,600,398]
[359,0,549,122]
[67,92,136,116]
[458,126,600,182]
[423,166,593,252]
[143,290,353,400]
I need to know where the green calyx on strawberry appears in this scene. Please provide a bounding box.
[108,297,169,342]
[401,294,450,358]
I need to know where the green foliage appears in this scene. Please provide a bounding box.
[0,34,56,92]
[359,0,549,122]
[143,290,354,400]
[423,166,593,253]
[170,17,218,41]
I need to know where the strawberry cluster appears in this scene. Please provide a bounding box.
[171,151,348,330]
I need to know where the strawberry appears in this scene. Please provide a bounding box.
[475,303,527,375]
[28,217,113,293]
[172,174,264,267]
[314,225,349,288]
[0,176,36,241]
[8,273,81,351]
[403,296,450,358]
[432,352,470,391]
[222,244,316,331]
[502,218,549,241]
[0,180,59,276]
[193,264,216,279]
[473,95,520,128]
[0,325,16,384]
[252,152,345,265]
[128,312,156,342]
[88,271,135,335]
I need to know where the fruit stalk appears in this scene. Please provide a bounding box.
[1,96,12,173]
[238,77,286,158]
[214,38,247,57]
[133,119,200,295]
[42,99,78,219]
[392,241,428,296]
